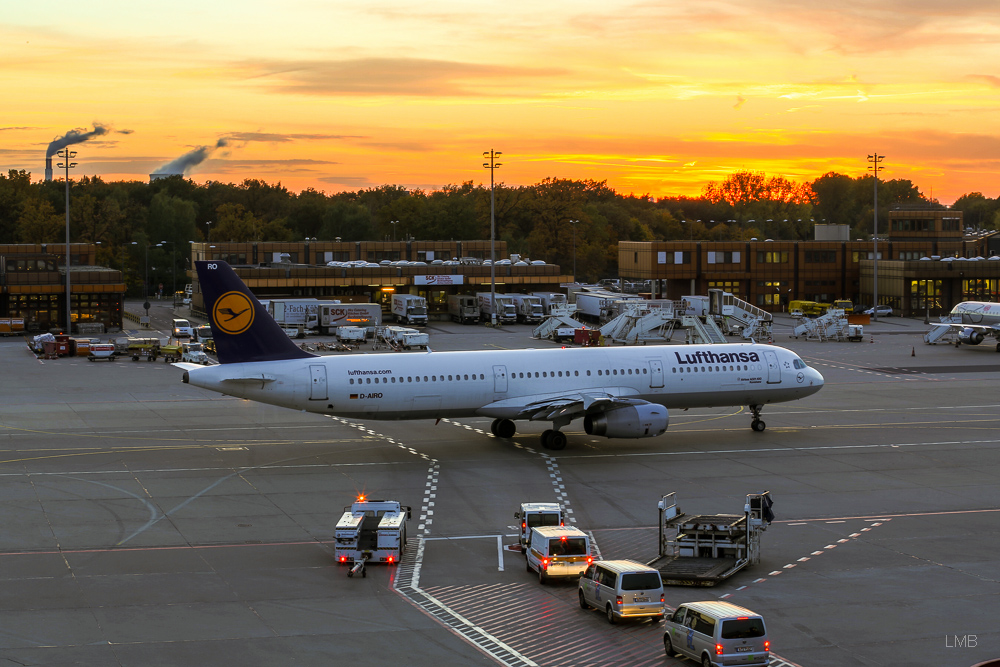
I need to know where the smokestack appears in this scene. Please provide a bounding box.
[45,157,53,182]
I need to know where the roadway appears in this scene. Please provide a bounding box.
[1,311,998,666]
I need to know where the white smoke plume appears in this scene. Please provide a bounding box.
[157,138,230,175]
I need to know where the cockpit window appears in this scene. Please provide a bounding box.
[793,359,807,369]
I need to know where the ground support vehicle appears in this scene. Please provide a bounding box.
[319,303,382,334]
[514,502,564,551]
[334,496,410,577]
[447,295,479,324]
[181,342,210,364]
[269,299,326,332]
[335,326,367,345]
[525,526,592,583]
[171,319,194,339]
[161,344,183,363]
[0,317,26,336]
[87,343,117,361]
[648,491,772,586]
[391,294,428,326]
[476,292,517,325]
[126,338,161,362]
[664,601,770,667]
[578,560,665,624]
[511,294,545,324]
[385,326,429,350]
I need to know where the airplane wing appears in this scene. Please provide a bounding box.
[478,388,651,422]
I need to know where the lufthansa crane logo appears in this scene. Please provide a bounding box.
[212,291,255,335]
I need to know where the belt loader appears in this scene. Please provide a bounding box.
[335,495,411,577]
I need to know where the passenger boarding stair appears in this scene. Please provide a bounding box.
[681,315,727,344]
[713,291,773,341]
[791,309,849,341]
[532,310,585,340]
[599,301,678,344]
[924,316,960,344]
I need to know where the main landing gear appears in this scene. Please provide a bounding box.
[541,429,567,450]
[749,404,766,432]
[490,418,567,450]
[490,418,516,439]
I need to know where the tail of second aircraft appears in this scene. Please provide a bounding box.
[195,260,314,363]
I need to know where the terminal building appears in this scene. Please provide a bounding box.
[3,205,998,333]
[619,207,1000,317]
[187,240,572,319]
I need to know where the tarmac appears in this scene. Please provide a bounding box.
[2,302,999,667]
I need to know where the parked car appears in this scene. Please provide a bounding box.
[863,305,893,317]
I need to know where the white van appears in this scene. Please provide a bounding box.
[514,502,563,551]
[171,318,194,339]
[663,601,770,666]
[578,560,664,624]
[525,526,591,583]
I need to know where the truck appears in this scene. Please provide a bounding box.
[319,303,382,335]
[574,292,617,321]
[532,292,569,315]
[125,337,160,361]
[391,294,428,326]
[477,292,517,325]
[384,326,429,350]
[447,295,479,324]
[510,294,545,324]
[268,299,326,332]
[334,495,411,577]
[513,502,564,552]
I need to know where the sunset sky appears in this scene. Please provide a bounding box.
[4,1,1000,204]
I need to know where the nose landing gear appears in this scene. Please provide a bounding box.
[749,404,766,432]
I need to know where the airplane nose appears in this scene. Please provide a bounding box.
[810,367,825,387]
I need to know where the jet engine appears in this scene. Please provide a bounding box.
[959,328,985,345]
[583,404,669,438]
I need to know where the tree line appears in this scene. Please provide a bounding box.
[1,168,997,290]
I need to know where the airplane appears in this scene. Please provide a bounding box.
[924,301,1000,351]
[177,261,825,449]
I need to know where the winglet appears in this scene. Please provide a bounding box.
[196,260,314,364]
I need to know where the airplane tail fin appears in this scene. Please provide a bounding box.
[195,260,314,363]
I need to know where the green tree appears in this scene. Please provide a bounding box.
[319,200,373,242]
[17,198,63,243]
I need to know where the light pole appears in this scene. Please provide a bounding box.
[132,242,152,307]
[159,241,176,297]
[390,220,398,242]
[56,148,76,333]
[205,220,213,242]
[868,153,884,321]
[569,219,578,280]
[483,149,502,326]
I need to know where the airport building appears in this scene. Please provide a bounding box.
[187,240,572,319]
[619,207,1000,317]
[0,244,123,333]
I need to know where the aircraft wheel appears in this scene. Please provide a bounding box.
[548,431,567,450]
[752,419,766,432]
[541,429,554,448]
[496,419,516,438]
[490,419,501,436]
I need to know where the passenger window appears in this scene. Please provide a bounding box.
[627,369,632,375]
[612,369,617,375]
[543,372,547,377]
[587,370,591,376]
[575,371,579,376]
[350,379,354,385]
[558,371,562,377]
[366,378,371,384]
